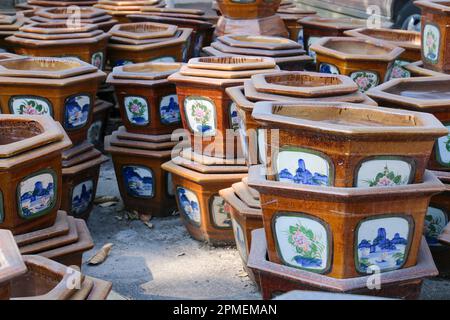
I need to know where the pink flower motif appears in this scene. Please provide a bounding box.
[292,230,311,252]
[377,176,394,186]
[24,105,38,115]
[130,104,140,113]
[195,109,205,118]
[426,34,434,47]
[391,67,404,79]
[355,76,369,90]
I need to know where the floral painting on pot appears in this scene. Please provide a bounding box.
[276,148,331,186]
[184,96,216,136]
[159,94,180,125]
[9,96,52,116]
[350,71,379,93]
[177,187,201,225]
[87,120,103,145]
[91,52,104,70]
[210,196,232,229]
[71,180,94,217]
[124,96,149,126]
[273,213,331,273]
[356,216,412,274]
[355,158,415,187]
[424,206,448,245]
[436,124,450,167]
[232,218,248,261]
[19,171,56,219]
[422,24,440,64]
[122,166,154,198]
[65,95,91,130]
[229,102,240,131]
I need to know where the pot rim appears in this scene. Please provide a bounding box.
[310,37,405,62]
[168,71,247,88]
[404,61,447,77]
[232,181,261,210]
[219,34,302,51]
[116,125,175,143]
[172,156,248,174]
[96,0,160,6]
[252,71,358,98]
[13,29,104,41]
[297,16,368,30]
[62,154,108,175]
[366,75,450,110]
[187,56,277,71]
[248,165,445,201]
[20,22,99,35]
[344,27,421,51]
[111,61,182,81]
[110,132,178,151]
[0,230,27,285]
[179,64,280,80]
[127,14,214,28]
[213,40,306,57]
[35,6,108,20]
[6,32,110,47]
[140,6,205,15]
[109,22,178,40]
[104,135,172,159]
[225,85,255,112]
[219,187,262,218]
[251,100,447,138]
[415,0,450,14]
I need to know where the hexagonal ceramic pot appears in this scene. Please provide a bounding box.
[344,28,421,80]
[404,61,448,77]
[94,0,165,24]
[252,101,448,187]
[276,7,316,43]
[0,57,106,145]
[6,22,110,70]
[416,0,450,74]
[61,143,108,220]
[105,134,176,217]
[162,159,247,246]
[216,0,281,19]
[107,26,193,67]
[310,37,404,92]
[367,76,450,171]
[168,56,279,159]
[107,62,183,135]
[248,165,444,279]
[0,115,72,235]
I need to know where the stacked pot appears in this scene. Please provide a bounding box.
[107,22,193,67]
[128,7,216,59]
[29,6,118,32]
[238,100,447,299]
[161,56,280,246]
[203,34,313,71]
[94,0,165,24]
[0,229,112,300]
[276,6,316,44]
[105,62,184,218]
[0,12,25,51]
[6,22,110,70]
[0,115,95,269]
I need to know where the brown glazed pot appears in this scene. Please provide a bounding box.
[0,13,26,51]
[310,37,404,92]
[127,14,215,59]
[248,229,438,299]
[404,61,448,77]
[367,76,450,171]
[162,159,247,246]
[0,57,106,145]
[61,143,108,220]
[252,101,447,187]
[219,181,262,280]
[94,0,165,24]
[248,165,444,279]
[168,56,279,159]
[415,0,450,74]
[105,133,177,217]
[87,99,113,148]
[6,22,110,70]
[107,62,183,135]
[344,28,421,80]
[276,7,316,44]
[107,23,193,67]
[0,115,71,235]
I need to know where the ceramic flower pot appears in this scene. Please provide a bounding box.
[297,16,368,59]
[61,142,108,220]
[106,23,193,67]
[248,228,438,299]
[248,165,444,279]
[404,61,448,77]
[162,158,247,246]
[0,57,106,145]
[6,22,110,70]
[94,0,166,23]
[367,76,450,171]
[415,0,450,74]
[87,99,113,148]
[252,101,447,187]
[0,115,72,235]
[168,56,280,159]
[31,7,118,32]
[0,12,25,51]
[104,132,177,217]
[107,62,183,135]
[277,8,316,44]
[344,28,421,80]
[219,181,262,279]
[310,37,404,92]
[127,14,215,59]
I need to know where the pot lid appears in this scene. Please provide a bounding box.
[213,40,305,57]
[251,101,448,139]
[187,56,277,71]
[35,7,108,20]
[404,61,447,77]
[298,16,368,30]
[367,76,450,111]
[20,22,99,35]
[344,28,421,51]
[109,22,177,40]
[310,37,404,62]
[0,115,66,159]
[179,64,280,80]
[219,35,302,51]
[0,57,98,79]
[0,230,27,285]
[252,71,358,98]
[111,61,181,80]
[109,29,183,45]
[415,0,450,15]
